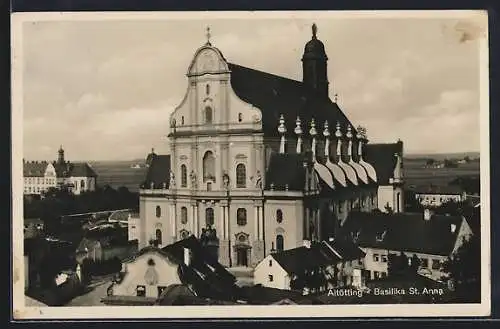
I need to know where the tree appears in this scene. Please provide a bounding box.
[387,252,409,277]
[426,158,435,167]
[441,234,481,302]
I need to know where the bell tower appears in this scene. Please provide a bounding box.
[302,23,329,98]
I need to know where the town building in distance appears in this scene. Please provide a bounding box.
[23,146,98,195]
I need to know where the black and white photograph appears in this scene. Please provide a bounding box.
[11,10,490,319]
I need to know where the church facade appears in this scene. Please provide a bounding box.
[138,25,404,268]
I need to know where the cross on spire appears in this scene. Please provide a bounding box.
[312,23,317,39]
[205,26,211,45]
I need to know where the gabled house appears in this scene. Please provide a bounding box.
[102,235,239,305]
[254,239,365,293]
[340,210,473,281]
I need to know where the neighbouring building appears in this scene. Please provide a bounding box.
[339,210,473,281]
[137,24,404,268]
[254,239,365,292]
[23,146,98,196]
[127,212,141,242]
[76,226,138,263]
[409,184,466,207]
[102,236,239,305]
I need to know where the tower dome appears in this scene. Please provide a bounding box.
[303,24,328,60]
[301,23,329,98]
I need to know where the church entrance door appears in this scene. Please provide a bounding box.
[236,248,248,267]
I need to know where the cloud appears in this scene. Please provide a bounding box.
[20,16,483,160]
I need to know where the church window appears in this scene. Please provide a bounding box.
[276,209,283,223]
[181,207,188,224]
[156,206,161,218]
[180,164,187,187]
[206,84,210,95]
[181,116,185,125]
[203,151,216,182]
[207,182,212,191]
[155,229,163,245]
[205,106,213,124]
[136,285,146,297]
[238,113,243,122]
[236,163,246,188]
[206,208,214,227]
[237,208,247,226]
[80,180,85,190]
[276,234,284,252]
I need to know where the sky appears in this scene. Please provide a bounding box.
[19,12,487,161]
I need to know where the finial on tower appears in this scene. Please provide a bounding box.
[335,122,342,138]
[323,120,330,138]
[205,26,212,45]
[346,125,353,139]
[294,116,303,135]
[312,23,317,39]
[278,114,287,134]
[309,118,317,137]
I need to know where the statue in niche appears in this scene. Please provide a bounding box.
[169,171,176,187]
[190,170,198,188]
[222,171,230,189]
[251,170,263,190]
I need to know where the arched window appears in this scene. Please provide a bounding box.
[206,208,214,227]
[203,151,215,182]
[238,113,243,122]
[205,106,213,124]
[156,229,163,245]
[156,206,161,218]
[276,234,284,252]
[81,180,85,190]
[180,164,187,187]
[236,163,246,188]
[181,116,185,125]
[237,208,247,226]
[181,207,188,224]
[276,209,283,223]
[206,84,210,95]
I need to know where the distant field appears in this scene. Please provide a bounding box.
[89,157,480,192]
[90,161,147,192]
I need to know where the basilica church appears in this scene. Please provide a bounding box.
[137,24,404,268]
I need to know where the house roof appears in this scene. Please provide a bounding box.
[265,152,306,190]
[408,184,464,195]
[142,155,171,189]
[364,141,402,185]
[341,211,466,256]
[228,63,354,138]
[23,161,49,177]
[53,161,98,178]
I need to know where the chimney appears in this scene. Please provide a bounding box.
[183,247,191,267]
[423,208,433,221]
[303,239,311,249]
[450,223,457,233]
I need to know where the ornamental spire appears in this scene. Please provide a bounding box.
[312,23,317,39]
[205,26,212,46]
[278,114,287,154]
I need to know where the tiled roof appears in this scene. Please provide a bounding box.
[364,141,402,185]
[53,161,97,178]
[340,211,465,256]
[142,155,171,189]
[23,161,49,177]
[270,240,363,275]
[265,153,306,190]
[228,63,354,138]
[408,184,464,195]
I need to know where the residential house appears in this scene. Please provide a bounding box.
[101,235,239,305]
[254,238,365,293]
[409,184,466,207]
[340,210,473,281]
